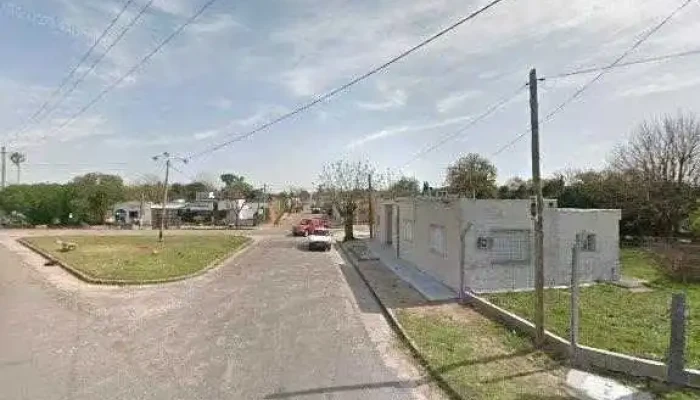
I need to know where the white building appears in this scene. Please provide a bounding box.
[112,201,152,226]
[375,197,621,293]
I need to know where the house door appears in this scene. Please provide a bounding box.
[385,205,393,245]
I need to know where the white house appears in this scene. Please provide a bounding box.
[112,201,152,226]
[375,196,621,293]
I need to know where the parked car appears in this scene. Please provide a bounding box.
[293,218,320,236]
[307,228,333,251]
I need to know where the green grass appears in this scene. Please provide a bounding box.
[486,248,700,370]
[396,308,568,399]
[24,234,250,282]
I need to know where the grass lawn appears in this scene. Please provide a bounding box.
[396,306,568,400]
[24,234,250,283]
[486,248,700,370]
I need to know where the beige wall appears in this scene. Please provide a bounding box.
[374,197,621,293]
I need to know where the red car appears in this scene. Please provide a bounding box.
[293,218,327,236]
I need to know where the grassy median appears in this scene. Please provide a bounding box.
[24,234,250,283]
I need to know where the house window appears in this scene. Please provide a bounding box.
[578,233,597,252]
[491,230,530,263]
[401,219,414,242]
[429,224,446,256]
[477,237,491,250]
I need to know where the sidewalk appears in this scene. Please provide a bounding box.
[365,240,456,302]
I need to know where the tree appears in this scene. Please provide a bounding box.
[446,153,497,198]
[9,152,26,184]
[611,113,700,235]
[388,176,420,197]
[0,184,71,225]
[220,173,255,228]
[70,173,126,225]
[318,160,374,241]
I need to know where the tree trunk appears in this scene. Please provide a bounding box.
[343,202,355,242]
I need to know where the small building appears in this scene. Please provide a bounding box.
[374,197,621,293]
[150,202,186,229]
[112,201,152,226]
[220,200,267,226]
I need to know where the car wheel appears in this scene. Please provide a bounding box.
[303,231,309,237]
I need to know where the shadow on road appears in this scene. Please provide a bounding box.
[263,349,538,399]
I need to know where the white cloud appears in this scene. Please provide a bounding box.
[211,97,233,110]
[16,115,113,148]
[347,114,472,149]
[357,86,407,111]
[436,90,481,113]
[618,73,700,98]
[188,13,243,34]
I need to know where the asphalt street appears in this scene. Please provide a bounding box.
[0,228,426,399]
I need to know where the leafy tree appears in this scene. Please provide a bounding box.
[70,173,126,225]
[446,153,497,198]
[388,176,420,198]
[318,160,374,241]
[9,152,26,184]
[220,173,256,228]
[0,184,72,225]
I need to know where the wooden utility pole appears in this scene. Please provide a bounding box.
[152,152,186,242]
[529,68,546,346]
[1,145,6,190]
[368,173,374,239]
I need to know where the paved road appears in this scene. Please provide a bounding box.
[0,230,424,399]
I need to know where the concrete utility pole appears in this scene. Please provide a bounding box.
[368,173,374,239]
[1,145,6,190]
[152,152,187,242]
[529,68,546,346]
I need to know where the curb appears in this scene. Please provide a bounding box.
[335,242,464,400]
[17,236,255,286]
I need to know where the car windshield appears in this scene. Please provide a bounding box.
[300,219,311,225]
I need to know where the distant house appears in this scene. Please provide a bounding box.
[375,196,621,293]
[150,201,186,229]
[220,199,267,226]
[112,201,152,226]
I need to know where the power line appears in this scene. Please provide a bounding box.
[540,0,693,125]
[10,0,154,145]
[37,0,220,143]
[6,0,136,144]
[185,0,512,161]
[169,164,198,182]
[401,83,527,168]
[490,0,693,156]
[543,47,700,80]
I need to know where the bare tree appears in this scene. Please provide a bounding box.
[9,152,26,184]
[318,160,374,241]
[611,112,700,234]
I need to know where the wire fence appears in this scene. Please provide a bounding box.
[485,231,699,384]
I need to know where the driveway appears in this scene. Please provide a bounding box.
[0,230,437,399]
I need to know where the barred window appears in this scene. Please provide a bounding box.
[401,219,414,242]
[491,230,530,263]
[429,224,446,256]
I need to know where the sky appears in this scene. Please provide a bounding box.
[1,0,699,192]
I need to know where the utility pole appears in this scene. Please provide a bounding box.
[368,173,374,239]
[529,68,545,346]
[1,145,6,190]
[152,152,187,242]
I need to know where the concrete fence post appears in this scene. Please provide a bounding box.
[459,223,473,303]
[668,293,687,386]
[570,234,581,367]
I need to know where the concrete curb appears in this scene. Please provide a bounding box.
[335,242,464,400]
[17,236,255,286]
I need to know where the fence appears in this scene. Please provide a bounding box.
[483,233,700,389]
